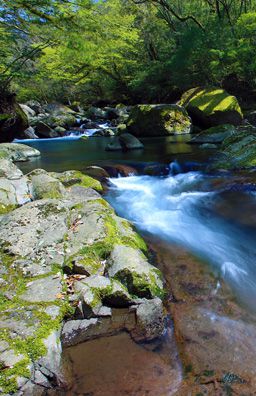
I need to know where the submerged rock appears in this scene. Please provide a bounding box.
[126,104,192,137]
[180,87,243,127]
[106,133,144,151]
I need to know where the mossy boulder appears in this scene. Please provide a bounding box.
[107,245,164,299]
[180,87,243,128]
[190,124,237,144]
[126,104,192,137]
[0,93,28,142]
[212,127,256,169]
[106,133,144,151]
[31,174,66,199]
[51,170,103,192]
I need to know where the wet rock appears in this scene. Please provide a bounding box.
[54,126,67,135]
[62,308,137,347]
[104,164,138,177]
[86,106,108,120]
[93,128,116,137]
[107,245,164,299]
[117,123,128,134]
[180,87,243,127]
[131,298,166,342]
[212,128,256,169]
[119,133,144,150]
[105,137,122,151]
[245,110,256,126]
[127,104,192,137]
[83,166,110,181]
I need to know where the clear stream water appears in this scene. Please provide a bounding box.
[106,172,256,311]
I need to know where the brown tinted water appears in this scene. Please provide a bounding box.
[62,329,182,396]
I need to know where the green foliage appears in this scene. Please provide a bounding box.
[1,0,256,102]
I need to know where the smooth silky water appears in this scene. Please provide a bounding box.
[106,171,256,312]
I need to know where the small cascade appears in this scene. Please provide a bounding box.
[106,172,256,311]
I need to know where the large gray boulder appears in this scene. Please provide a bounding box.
[126,104,192,137]
[0,142,40,162]
[107,245,164,299]
[31,173,66,199]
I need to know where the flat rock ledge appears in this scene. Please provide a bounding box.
[0,143,166,395]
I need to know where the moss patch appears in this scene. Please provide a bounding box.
[0,247,70,394]
[180,87,242,117]
[127,104,191,137]
[55,170,103,192]
[211,128,256,169]
[0,203,16,215]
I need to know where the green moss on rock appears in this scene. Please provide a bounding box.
[180,87,243,127]
[53,170,103,192]
[127,104,192,137]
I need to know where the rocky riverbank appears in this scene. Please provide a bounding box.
[0,144,166,395]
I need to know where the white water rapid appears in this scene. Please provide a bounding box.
[107,172,256,310]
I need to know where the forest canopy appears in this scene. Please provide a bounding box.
[0,0,256,104]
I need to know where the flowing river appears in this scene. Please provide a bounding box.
[106,170,256,312]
